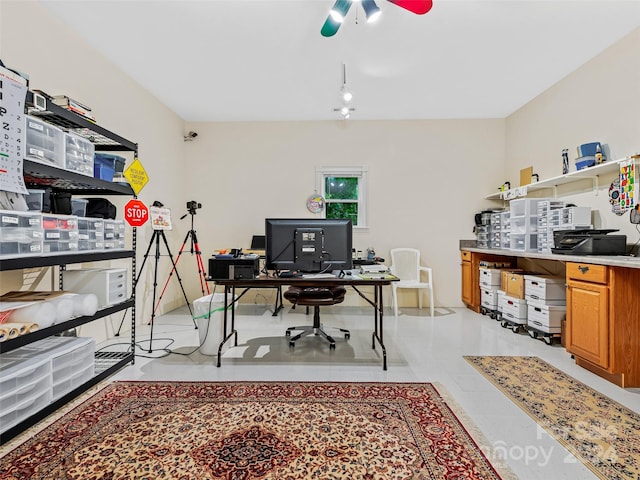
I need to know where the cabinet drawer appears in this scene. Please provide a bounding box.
[461,251,471,261]
[567,263,608,284]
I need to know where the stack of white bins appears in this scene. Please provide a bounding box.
[524,275,567,344]
[0,337,95,435]
[479,266,503,319]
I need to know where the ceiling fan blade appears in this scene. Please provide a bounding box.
[321,0,353,37]
[386,0,433,15]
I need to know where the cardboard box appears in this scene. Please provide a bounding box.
[500,269,524,292]
[504,271,527,299]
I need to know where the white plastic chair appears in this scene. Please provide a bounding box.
[389,248,434,318]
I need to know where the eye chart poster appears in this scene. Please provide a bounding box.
[619,159,637,212]
[0,65,28,194]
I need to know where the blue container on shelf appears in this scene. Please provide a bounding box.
[575,156,596,171]
[93,153,125,181]
[577,142,601,157]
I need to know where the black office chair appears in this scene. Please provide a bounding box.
[283,286,350,349]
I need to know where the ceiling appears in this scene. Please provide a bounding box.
[40,0,640,122]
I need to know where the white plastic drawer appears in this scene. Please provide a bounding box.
[62,269,129,307]
[0,356,51,395]
[0,374,52,413]
[51,343,95,383]
[52,363,94,401]
[0,388,52,434]
[25,115,65,168]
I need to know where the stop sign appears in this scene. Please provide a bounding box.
[124,199,149,227]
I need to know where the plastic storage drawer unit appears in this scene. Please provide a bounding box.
[63,268,128,307]
[42,214,79,253]
[103,219,126,249]
[25,115,65,168]
[0,210,44,257]
[77,217,105,251]
[0,356,52,434]
[64,132,95,176]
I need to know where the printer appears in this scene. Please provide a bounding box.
[209,254,260,280]
[551,229,627,256]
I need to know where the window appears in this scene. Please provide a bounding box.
[316,166,368,228]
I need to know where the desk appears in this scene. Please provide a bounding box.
[213,273,398,370]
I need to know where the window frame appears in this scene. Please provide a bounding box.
[315,166,368,229]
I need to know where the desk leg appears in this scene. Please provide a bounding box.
[352,284,387,371]
[272,286,284,316]
[217,285,239,367]
[371,284,387,370]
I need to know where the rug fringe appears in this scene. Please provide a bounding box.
[433,382,519,480]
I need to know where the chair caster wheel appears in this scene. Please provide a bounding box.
[330,343,336,350]
[345,333,351,340]
[289,341,295,348]
[285,331,291,337]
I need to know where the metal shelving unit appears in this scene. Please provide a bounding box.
[0,90,138,444]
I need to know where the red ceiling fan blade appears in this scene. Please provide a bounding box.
[386,0,433,15]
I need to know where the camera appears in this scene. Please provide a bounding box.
[184,131,198,141]
[186,200,202,214]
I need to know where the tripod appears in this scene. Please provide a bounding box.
[117,228,197,353]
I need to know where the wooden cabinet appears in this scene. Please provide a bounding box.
[460,250,516,313]
[566,262,640,387]
[566,263,609,368]
[461,251,472,305]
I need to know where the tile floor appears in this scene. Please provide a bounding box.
[103,300,640,480]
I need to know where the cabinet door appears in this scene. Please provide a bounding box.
[461,260,472,305]
[566,279,609,368]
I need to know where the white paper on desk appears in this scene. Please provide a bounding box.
[0,65,28,195]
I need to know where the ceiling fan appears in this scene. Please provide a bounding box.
[321,0,433,37]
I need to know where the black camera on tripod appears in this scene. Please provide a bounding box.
[186,200,202,215]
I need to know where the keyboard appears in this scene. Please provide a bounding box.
[302,273,337,279]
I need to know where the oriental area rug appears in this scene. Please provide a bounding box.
[465,356,640,480]
[0,381,505,480]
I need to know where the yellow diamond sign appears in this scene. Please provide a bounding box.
[123,158,149,196]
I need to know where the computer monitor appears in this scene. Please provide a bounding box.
[265,218,353,273]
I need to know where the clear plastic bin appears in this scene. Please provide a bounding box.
[25,115,65,167]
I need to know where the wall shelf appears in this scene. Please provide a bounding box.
[485,157,637,201]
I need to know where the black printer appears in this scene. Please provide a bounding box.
[552,229,627,256]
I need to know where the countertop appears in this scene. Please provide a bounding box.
[459,242,640,270]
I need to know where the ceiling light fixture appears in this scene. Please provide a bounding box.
[322,0,433,37]
[329,0,351,23]
[334,63,356,120]
[362,0,382,22]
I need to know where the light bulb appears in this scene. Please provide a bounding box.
[329,9,345,22]
[340,106,350,116]
[341,88,353,103]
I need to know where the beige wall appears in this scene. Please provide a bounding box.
[184,119,505,307]
[505,27,640,239]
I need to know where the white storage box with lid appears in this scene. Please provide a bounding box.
[64,132,95,176]
[0,355,52,434]
[527,304,566,333]
[62,268,128,307]
[499,294,528,325]
[25,115,65,167]
[479,267,502,287]
[480,287,499,310]
[41,214,79,253]
[524,275,566,306]
[0,210,44,257]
